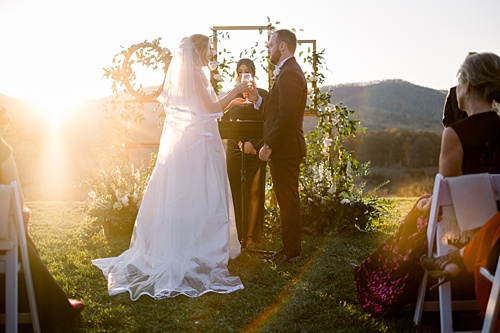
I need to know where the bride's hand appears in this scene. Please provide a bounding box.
[234,82,251,94]
[232,97,252,107]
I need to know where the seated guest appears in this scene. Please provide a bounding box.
[353,52,500,314]
[0,132,83,330]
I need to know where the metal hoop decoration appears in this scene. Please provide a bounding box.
[121,42,171,102]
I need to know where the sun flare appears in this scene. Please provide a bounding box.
[29,95,83,127]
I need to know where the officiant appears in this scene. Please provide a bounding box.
[222,58,268,248]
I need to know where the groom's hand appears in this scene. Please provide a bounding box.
[259,145,272,161]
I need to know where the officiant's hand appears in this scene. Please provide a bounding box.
[239,141,257,155]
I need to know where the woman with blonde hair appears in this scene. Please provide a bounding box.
[354,52,500,314]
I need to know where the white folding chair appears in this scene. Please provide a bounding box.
[479,251,500,332]
[413,173,500,333]
[0,182,40,333]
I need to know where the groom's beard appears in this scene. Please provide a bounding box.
[270,49,281,67]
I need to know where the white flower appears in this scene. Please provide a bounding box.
[208,61,218,71]
[310,75,317,82]
[346,161,352,179]
[113,202,124,210]
[327,184,336,195]
[323,138,333,147]
[88,190,96,199]
[120,195,130,207]
[273,67,281,77]
[212,73,222,81]
[340,198,350,205]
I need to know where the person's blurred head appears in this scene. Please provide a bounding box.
[457,52,500,110]
[235,58,256,84]
[189,34,213,66]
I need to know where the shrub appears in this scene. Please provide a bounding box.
[80,156,155,239]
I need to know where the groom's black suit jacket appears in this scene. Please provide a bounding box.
[263,57,307,159]
[263,56,307,257]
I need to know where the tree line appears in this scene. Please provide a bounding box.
[345,129,441,168]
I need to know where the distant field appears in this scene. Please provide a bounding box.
[363,166,438,197]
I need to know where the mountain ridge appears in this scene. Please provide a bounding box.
[323,79,447,133]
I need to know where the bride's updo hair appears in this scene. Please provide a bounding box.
[457,52,500,109]
[190,34,211,65]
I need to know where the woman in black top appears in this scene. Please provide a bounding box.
[222,59,268,247]
[353,52,500,315]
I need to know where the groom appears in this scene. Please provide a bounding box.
[257,29,307,263]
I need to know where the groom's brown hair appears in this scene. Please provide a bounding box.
[274,29,297,54]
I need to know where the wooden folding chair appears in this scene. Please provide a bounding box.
[0,182,40,333]
[413,173,500,333]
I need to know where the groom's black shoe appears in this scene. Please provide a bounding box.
[268,250,300,263]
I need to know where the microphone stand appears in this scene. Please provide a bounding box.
[218,120,272,255]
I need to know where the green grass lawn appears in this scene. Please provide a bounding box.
[23,199,480,332]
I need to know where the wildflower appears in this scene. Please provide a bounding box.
[113,202,124,210]
[327,184,336,195]
[340,198,350,205]
[121,195,130,207]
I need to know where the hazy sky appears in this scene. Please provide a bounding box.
[1,0,499,104]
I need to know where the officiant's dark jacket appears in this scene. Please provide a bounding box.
[263,57,307,159]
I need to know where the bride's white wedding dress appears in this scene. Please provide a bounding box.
[92,37,243,300]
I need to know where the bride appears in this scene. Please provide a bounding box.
[92,34,250,300]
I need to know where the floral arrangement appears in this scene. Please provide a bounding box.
[80,157,155,239]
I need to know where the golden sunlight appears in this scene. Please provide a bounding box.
[29,95,84,200]
[29,95,83,127]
